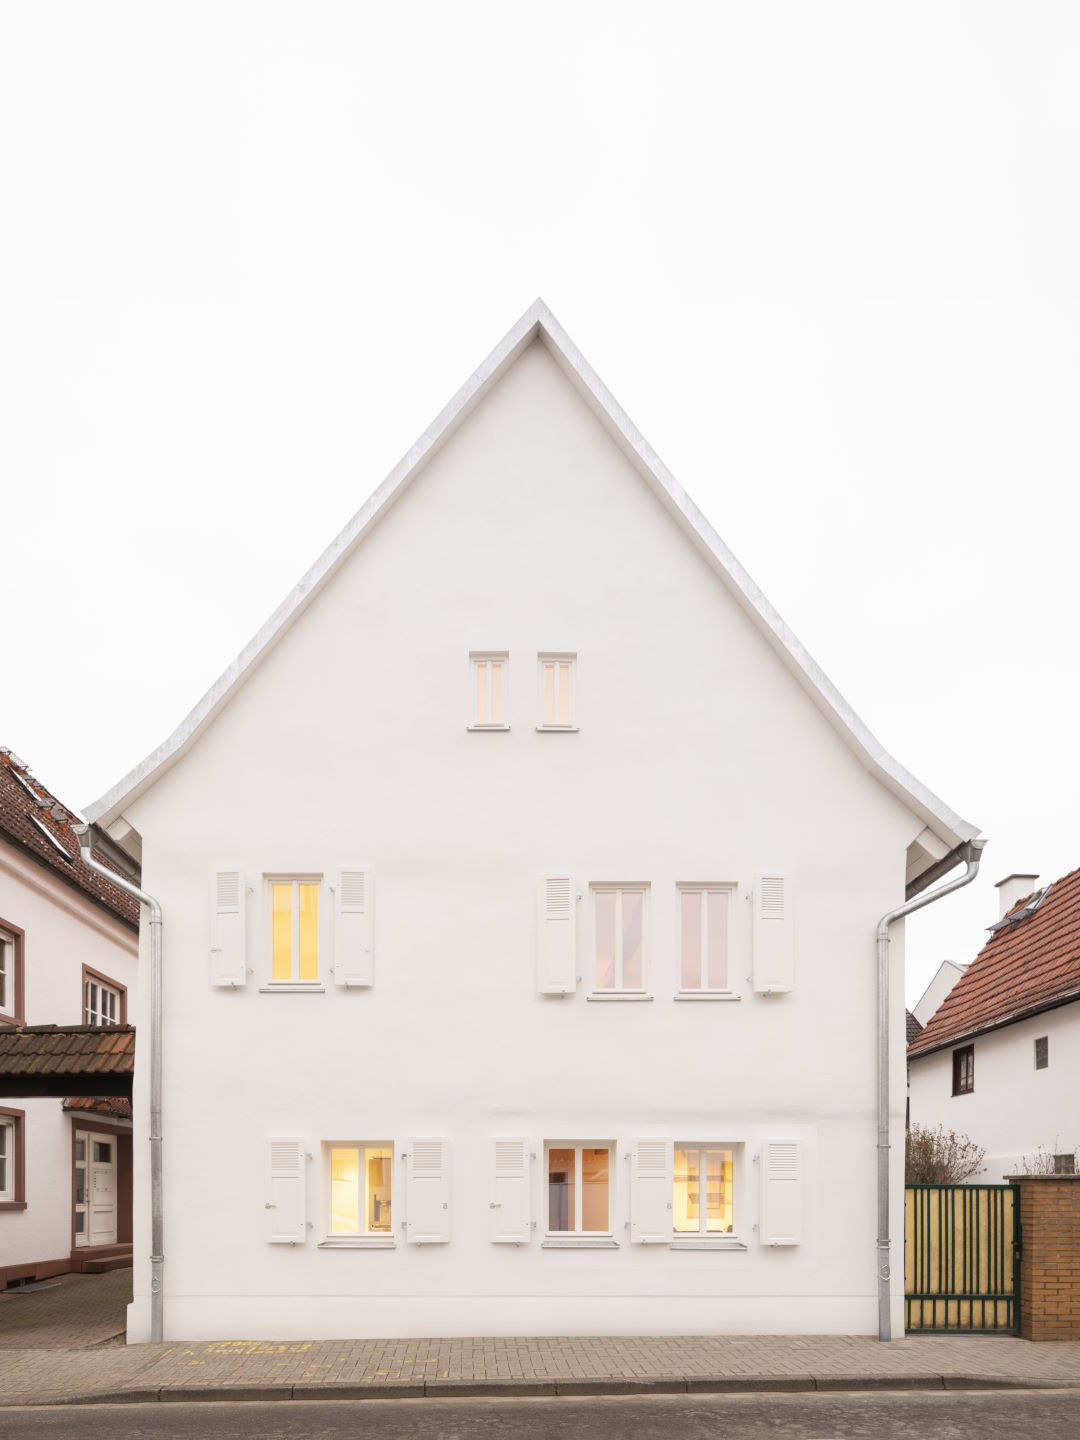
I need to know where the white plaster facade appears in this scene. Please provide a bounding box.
[912,959,966,1028]
[908,1004,1080,1180]
[88,305,978,1342]
[0,827,138,1281]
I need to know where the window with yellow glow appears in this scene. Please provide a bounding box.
[674,1146,734,1235]
[537,654,576,729]
[327,1143,393,1237]
[470,654,508,728]
[269,879,320,983]
[546,1143,612,1234]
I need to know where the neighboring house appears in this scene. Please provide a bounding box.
[0,750,139,1289]
[905,1010,923,1129]
[85,300,980,1342]
[908,869,1080,1180]
[911,958,966,1028]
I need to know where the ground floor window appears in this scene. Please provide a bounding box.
[674,1145,734,1235]
[0,1111,24,1206]
[546,1143,612,1234]
[326,1143,393,1237]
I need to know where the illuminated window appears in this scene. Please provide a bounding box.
[326,1143,393,1237]
[546,1143,612,1234]
[470,653,509,729]
[678,887,733,993]
[268,879,320,984]
[592,886,648,993]
[84,971,124,1026]
[952,1044,974,1096]
[537,654,576,730]
[674,1146,734,1235]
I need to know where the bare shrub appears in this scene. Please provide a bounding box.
[905,1124,985,1184]
[1012,1143,1079,1176]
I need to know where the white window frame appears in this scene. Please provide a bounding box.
[262,875,324,990]
[468,652,510,731]
[85,977,121,1026]
[536,653,578,731]
[589,884,650,999]
[0,1118,13,1203]
[321,1141,396,1247]
[0,929,12,1018]
[672,1143,739,1245]
[73,1132,87,1241]
[675,884,737,999]
[543,1141,616,1241]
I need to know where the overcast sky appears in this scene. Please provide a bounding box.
[2,3,1077,1006]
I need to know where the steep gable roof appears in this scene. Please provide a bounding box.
[85,299,978,851]
[908,866,1080,1057]
[906,1009,924,1046]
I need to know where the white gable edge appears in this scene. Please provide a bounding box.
[85,298,978,850]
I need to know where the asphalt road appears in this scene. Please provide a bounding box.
[2,1391,1080,1439]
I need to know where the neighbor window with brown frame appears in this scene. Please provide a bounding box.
[1035,1036,1049,1070]
[82,966,126,1027]
[0,1108,26,1209]
[0,919,25,1026]
[952,1044,974,1096]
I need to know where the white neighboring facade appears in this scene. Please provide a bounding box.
[912,960,966,1028]
[86,301,980,1342]
[0,755,138,1287]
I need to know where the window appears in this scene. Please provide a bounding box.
[546,1143,612,1235]
[0,1109,25,1209]
[1054,1153,1076,1176]
[0,921,24,1025]
[678,886,733,993]
[1035,1036,1049,1070]
[268,879,321,984]
[470,653,508,729]
[325,1143,393,1239]
[952,1044,974,1096]
[537,654,576,730]
[674,1146,734,1235]
[591,886,648,995]
[83,967,125,1026]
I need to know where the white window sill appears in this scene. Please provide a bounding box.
[587,992,653,1003]
[466,724,511,732]
[258,983,325,994]
[674,991,741,1002]
[318,1237,396,1249]
[541,1237,619,1249]
[670,1237,747,1251]
[535,725,580,733]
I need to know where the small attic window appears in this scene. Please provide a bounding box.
[987,886,1050,934]
[28,814,74,864]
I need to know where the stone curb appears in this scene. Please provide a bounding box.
[19,1373,1080,1406]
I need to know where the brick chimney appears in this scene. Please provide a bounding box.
[995,873,1040,921]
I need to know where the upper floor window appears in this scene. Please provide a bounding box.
[0,922,24,1026]
[84,968,124,1026]
[592,885,647,995]
[470,653,509,730]
[537,654,576,730]
[952,1044,974,1096]
[677,886,733,994]
[546,1142,612,1236]
[269,878,320,985]
[674,1145,734,1236]
[1035,1036,1049,1070]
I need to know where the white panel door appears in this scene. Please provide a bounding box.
[83,1132,118,1246]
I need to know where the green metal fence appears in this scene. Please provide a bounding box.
[904,1184,1018,1333]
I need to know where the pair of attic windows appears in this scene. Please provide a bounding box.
[469,653,576,731]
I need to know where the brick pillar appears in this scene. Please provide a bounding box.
[1009,1175,1080,1340]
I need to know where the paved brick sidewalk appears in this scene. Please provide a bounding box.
[0,1268,130,1349]
[1,1330,1080,1406]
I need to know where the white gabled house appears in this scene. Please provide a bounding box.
[85,300,981,1342]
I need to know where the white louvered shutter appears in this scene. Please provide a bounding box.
[760,1140,802,1245]
[210,869,246,987]
[406,1139,450,1244]
[630,1139,673,1244]
[752,874,794,993]
[489,1138,531,1244]
[334,868,373,986]
[266,1138,306,1244]
[538,875,576,994]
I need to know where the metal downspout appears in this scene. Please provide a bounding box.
[876,835,986,1342]
[75,827,164,1345]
